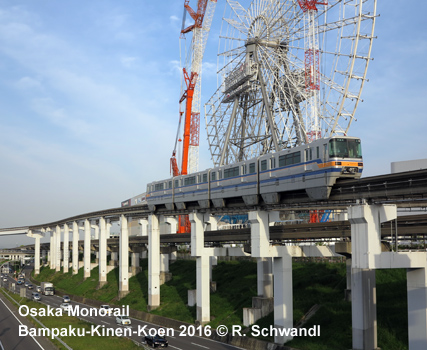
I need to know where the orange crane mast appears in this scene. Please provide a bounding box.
[170,0,217,233]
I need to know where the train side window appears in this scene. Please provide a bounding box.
[202,173,207,182]
[169,181,172,189]
[294,152,301,164]
[249,163,255,174]
[219,170,223,180]
[316,147,319,159]
[224,166,239,178]
[184,176,196,186]
[279,155,285,167]
[260,160,267,171]
[211,172,216,181]
[155,183,164,191]
[175,179,179,187]
[270,157,276,169]
[305,148,312,161]
[323,144,328,159]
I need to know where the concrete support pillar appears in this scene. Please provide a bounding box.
[249,210,292,343]
[351,268,377,350]
[106,221,112,237]
[160,254,169,272]
[190,212,210,324]
[273,254,293,344]
[98,217,107,286]
[63,224,69,273]
[84,219,91,278]
[257,257,273,298]
[27,231,42,275]
[163,216,178,234]
[345,257,352,301]
[35,235,41,274]
[72,222,79,275]
[204,215,218,231]
[49,229,55,270]
[407,267,427,349]
[119,215,129,298]
[249,211,270,257]
[139,219,148,236]
[131,253,140,267]
[110,252,118,266]
[148,214,160,310]
[348,203,396,350]
[91,222,99,240]
[55,225,61,272]
[197,254,210,324]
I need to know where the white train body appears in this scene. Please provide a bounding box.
[147,136,363,211]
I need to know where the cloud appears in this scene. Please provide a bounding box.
[120,55,138,68]
[169,59,183,76]
[14,76,43,91]
[30,97,92,136]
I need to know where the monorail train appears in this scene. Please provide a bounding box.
[146,136,363,211]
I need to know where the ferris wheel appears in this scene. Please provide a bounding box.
[204,0,377,166]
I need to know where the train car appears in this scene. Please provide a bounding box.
[146,136,363,210]
[173,170,210,209]
[258,136,363,203]
[146,177,174,211]
[210,159,259,207]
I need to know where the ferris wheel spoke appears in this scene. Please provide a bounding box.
[217,50,245,76]
[218,35,246,44]
[223,17,249,35]
[227,0,251,29]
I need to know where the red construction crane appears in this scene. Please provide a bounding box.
[170,0,217,233]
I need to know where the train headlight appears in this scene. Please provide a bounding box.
[342,167,358,174]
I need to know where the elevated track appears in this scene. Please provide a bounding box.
[1,169,426,233]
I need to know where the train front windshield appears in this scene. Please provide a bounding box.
[329,138,362,158]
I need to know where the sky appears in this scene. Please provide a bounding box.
[0,1,426,247]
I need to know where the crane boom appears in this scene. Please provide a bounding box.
[171,0,217,233]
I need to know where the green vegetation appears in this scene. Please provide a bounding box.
[33,259,409,350]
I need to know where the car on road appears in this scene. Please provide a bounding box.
[144,334,169,348]
[60,303,71,311]
[24,281,29,287]
[32,292,41,301]
[100,305,112,316]
[27,284,33,289]
[62,295,70,303]
[17,279,24,285]
[115,315,131,326]
[36,286,42,292]
[2,277,7,282]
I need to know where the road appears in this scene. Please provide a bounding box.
[1,263,246,350]
[0,269,56,350]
